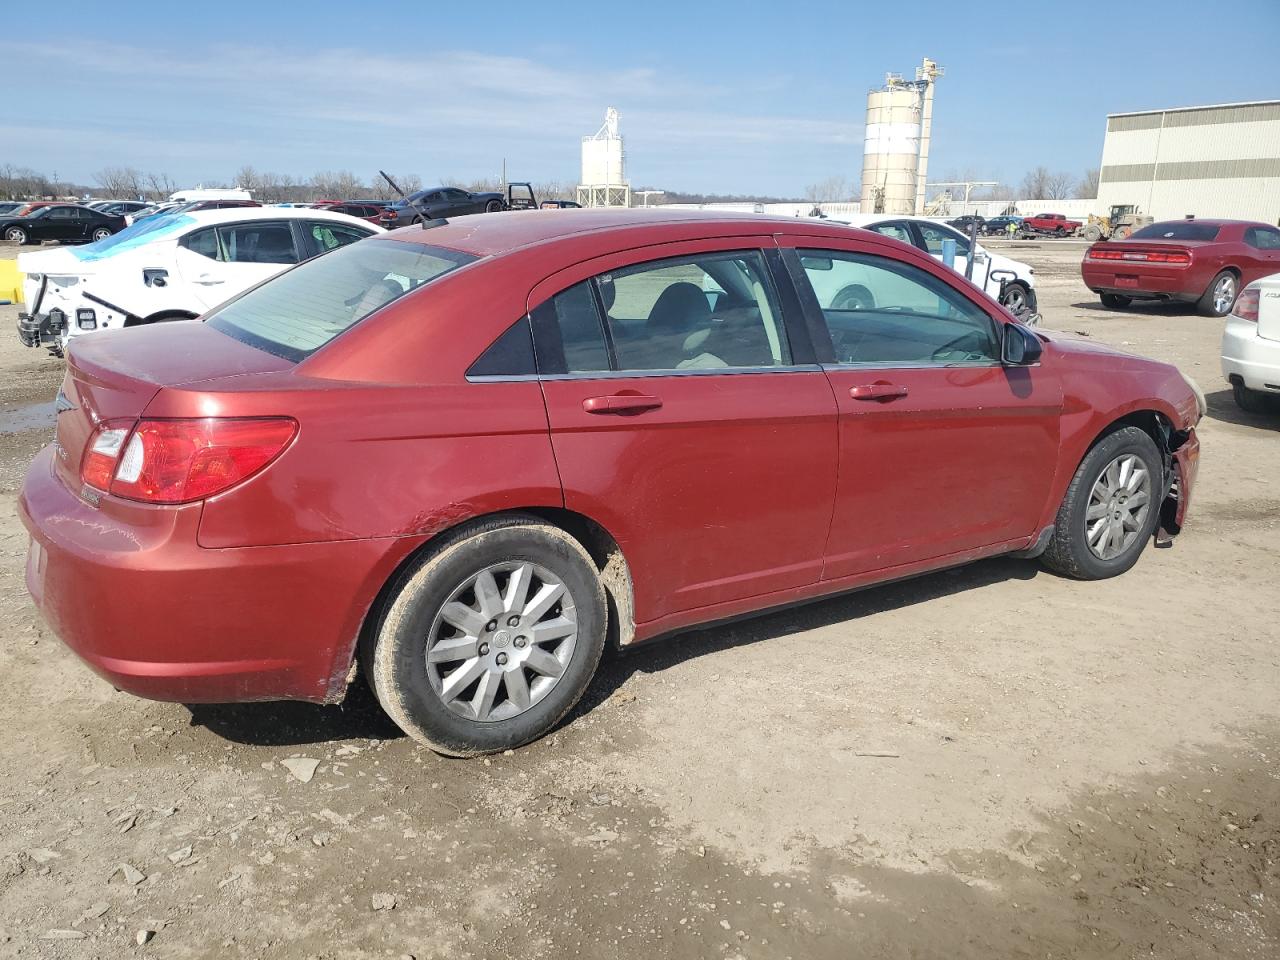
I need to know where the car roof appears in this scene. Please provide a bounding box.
[383,208,872,258]
[154,206,385,229]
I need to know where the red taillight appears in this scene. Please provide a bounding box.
[81,417,296,503]
[1088,246,1190,265]
[1232,286,1260,322]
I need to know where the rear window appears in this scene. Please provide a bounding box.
[1129,222,1221,242]
[206,238,476,362]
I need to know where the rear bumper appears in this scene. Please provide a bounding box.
[1082,264,1202,301]
[18,445,410,704]
[1221,320,1280,392]
[17,309,65,349]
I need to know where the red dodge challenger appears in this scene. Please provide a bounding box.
[21,210,1203,755]
[1082,219,1280,316]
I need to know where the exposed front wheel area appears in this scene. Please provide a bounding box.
[1000,283,1031,318]
[1042,426,1163,579]
[364,516,607,755]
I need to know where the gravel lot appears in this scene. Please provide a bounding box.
[0,238,1276,959]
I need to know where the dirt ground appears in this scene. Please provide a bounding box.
[0,238,1276,960]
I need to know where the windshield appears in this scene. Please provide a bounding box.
[206,238,477,362]
[1130,222,1221,242]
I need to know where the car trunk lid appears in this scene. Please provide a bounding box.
[53,323,294,494]
[1259,284,1280,342]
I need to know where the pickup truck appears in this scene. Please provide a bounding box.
[1022,213,1082,237]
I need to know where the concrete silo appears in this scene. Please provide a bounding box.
[577,107,631,208]
[860,58,943,215]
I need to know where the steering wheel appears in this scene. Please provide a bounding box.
[831,283,875,311]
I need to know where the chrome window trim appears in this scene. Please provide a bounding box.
[820,360,1003,371]
[466,363,824,383]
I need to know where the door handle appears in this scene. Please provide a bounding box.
[850,383,909,401]
[582,394,663,415]
[195,275,225,285]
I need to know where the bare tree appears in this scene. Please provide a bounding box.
[1044,171,1076,200]
[310,170,363,200]
[805,176,852,202]
[1075,167,1100,199]
[1019,166,1051,199]
[95,166,146,199]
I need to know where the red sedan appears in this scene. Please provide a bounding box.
[20,210,1203,755]
[1082,219,1280,316]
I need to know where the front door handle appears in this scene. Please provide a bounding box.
[195,274,225,285]
[850,383,909,401]
[582,394,663,415]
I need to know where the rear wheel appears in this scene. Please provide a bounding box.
[1100,293,1131,309]
[4,226,28,244]
[1232,379,1272,414]
[364,515,607,756]
[1198,270,1237,317]
[485,199,504,213]
[1082,224,1102,242]
[1041,426,1163,579]
[90,227,112,242]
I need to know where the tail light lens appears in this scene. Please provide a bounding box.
[1088,247,1190,264]
[80,417,297,503]
[1232,286,1260,322]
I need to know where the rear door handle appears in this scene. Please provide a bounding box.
[582,394,663,415]
[850,383,909,401]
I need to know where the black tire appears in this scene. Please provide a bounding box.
[4,226,28,245]
[90,227,112,242]
[363,515,607,756]
[1041,426,1163,580]
[831,283,874,310]
[1232,380,1271,414]
[1197,269,1238,318]
[1000,282,1033,319]
[1100,293,1131,309]
[485,199,504,213]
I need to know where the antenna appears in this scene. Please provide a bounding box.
[379,170,447,229]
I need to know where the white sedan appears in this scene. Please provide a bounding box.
[1222,273,1280,413]
[17,207,382,355]
[831,214,1040,323]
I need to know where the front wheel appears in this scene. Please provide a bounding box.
[90,227,112,242]
[364,515,607,756]
[999,282,1033,319]
[1082,224,1102,242]
[1100,293,1131,309]
[1198,270,1237,317]
[4,226,28,244]
[1041,426,1163,579]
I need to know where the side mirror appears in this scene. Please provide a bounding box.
[1002,323,1042,366]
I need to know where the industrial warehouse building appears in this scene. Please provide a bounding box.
[1096,100,1280,223]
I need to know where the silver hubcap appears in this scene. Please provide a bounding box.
[93,229,109,240]
[426,561,577,722]
[1086,453,1152,560]
[5,228,22,241]
[1003,287,1027,316]
[1213,276,1236,313]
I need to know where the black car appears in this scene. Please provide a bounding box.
[984,215,1023,236]
[1,204,125,245]
[90,200,151,217]
[947,214,986,233]
[379,186,506,227]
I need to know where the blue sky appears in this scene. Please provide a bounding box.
[12,0,1280,197]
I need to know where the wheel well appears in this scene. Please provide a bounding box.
[1094,410,1174,454]
[354,508,636,684]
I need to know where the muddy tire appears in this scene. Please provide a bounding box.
[1100,293,1131,309]
[1041,426,1163,580]
[363,515,607,756]
[1082,224,1103,242]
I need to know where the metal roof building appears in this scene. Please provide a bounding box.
[1096,100,1280,223]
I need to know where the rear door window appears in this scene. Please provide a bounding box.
[307,221,373,256]
[867,221,913,245]
[220,222,298,264]
[915,222,971,257]
[205,239,475,362]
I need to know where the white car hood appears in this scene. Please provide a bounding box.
[18,211,196,278]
